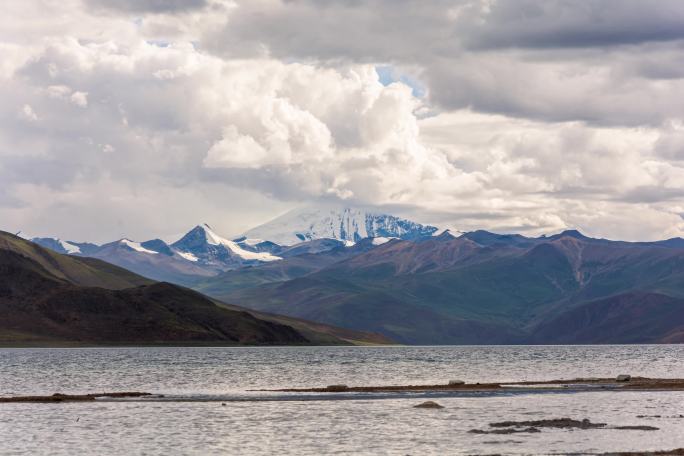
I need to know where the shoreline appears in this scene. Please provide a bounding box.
[5,377,684,403]
[259,376,684,393]
[0,392,154,403]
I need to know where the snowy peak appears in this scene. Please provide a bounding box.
[198,223,227,246]
[171,223,281,266]
[171,224,216,252]
[243,206,438,245]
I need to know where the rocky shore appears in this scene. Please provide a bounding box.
[0,392,153,403]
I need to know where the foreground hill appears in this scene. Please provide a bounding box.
[0,232,151,290]
[207,230,684,344]
[0,232,389,346]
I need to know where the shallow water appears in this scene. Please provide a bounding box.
[1,345,684,455]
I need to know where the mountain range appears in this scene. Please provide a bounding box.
[22,205,684,345]
[30,207,435,285]
[194,229,684,344]
[0,230,390,346]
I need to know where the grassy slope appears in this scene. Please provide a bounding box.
[0,231,152,289]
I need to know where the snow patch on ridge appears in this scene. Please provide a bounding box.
[239,238,265,246]
[58,239,81,254]
[120,239,158,254]
[200,224,281,262]
[177,251,198,262]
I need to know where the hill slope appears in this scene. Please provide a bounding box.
[530,292,684,344]
[0,232,152,289]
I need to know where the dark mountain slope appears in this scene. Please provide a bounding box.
[531,292,684,343]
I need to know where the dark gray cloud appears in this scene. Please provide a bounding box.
[618,186,684,204]
[210,0,684,56]
[462,1,684,50]
[85,0,208,14]
[201,0,684,126]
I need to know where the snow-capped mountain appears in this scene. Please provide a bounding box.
[171,223,281,269]
[242,206,438,245]
[31,225,284,285]
[27,209,437,284]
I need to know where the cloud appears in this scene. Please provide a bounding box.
[416,110,684,239]
[202,0,684,125]
[1,0,684,242]
[460,1,684,50]
[19,104,38,122]
[0,30,458,239]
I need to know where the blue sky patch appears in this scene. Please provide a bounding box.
[375,65,426,98]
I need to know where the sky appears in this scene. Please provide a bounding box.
[2,0,684,242]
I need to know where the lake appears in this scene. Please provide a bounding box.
[1,345,684,455]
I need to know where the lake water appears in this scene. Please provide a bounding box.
[1,345,684,455]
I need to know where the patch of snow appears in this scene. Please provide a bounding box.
[201,224,281,262]
[344,240,356,247]
[177,251,198,262]
[240,238,266,246]
[199,223,224,246]
[371,237,394,246]
[59,240,81,254]
[120,239,157,254]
